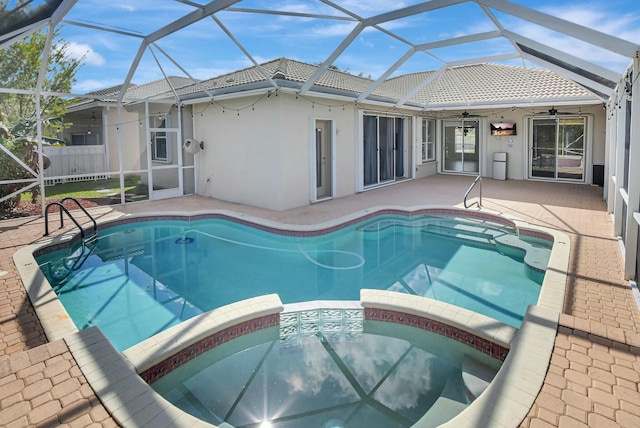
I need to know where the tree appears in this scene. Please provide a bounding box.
[0,110,46,215]
[0,10,83,216]
[0,31,82,133]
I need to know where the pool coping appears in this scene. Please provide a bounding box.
[13,205,570,427]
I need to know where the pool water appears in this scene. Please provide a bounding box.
[37,214,550,351]
[151,317,499,428]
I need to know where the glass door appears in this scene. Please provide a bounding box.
[314,119,333,200]
[147,105,183,200]
[363,115,405,187]
[443,120,479,174]
[530,119,556,178]
[530,117,585,181]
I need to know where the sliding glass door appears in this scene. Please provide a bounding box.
[363,115,405,187]
[530,117,585,181]
[442,120,479,174]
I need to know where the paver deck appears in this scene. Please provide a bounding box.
[1,175,639,427]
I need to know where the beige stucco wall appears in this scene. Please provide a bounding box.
[104,106,141,173]
[60,106,140,174]
[193,93,361,211]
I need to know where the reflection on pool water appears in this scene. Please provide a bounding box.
[36,212,550,351]
[151,310,501,428]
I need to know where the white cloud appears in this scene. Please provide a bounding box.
[310,22,358,37]
[73,78,121,93]
[540,4,640,37]
[118,4,136,12]
[339,0,410,16]
[64,42,106,66]
[491,2,640,73]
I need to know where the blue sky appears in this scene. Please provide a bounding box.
[49,0,640,93]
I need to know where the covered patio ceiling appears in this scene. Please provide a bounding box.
[1,0,639,108]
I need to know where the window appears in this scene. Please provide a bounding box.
[151,115,170,162]
[421,118,436,162]
[70,133,100,145]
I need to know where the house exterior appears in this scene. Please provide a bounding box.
[56,58,604,211]
[172,59,604,211]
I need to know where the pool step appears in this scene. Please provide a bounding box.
[423,221,551,283]
[494,234,551,283]
[413,366,468,428]
[46,241,98,291]
[462,356,499,402]
[358,215,515,235]
[422,222,503,246]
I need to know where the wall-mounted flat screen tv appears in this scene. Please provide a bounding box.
[490,122,517,136]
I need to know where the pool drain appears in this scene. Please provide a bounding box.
[175,237,195,244]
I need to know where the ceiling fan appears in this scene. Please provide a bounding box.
[458,110,482,119]
[536,107,573,116]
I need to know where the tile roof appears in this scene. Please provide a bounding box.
[177,58,600,108]
[87,84,133,97]
[381,64,598,107]
[79,58,602,109]
[123,76,194,101]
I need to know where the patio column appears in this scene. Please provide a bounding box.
[117,103,125,205]
[36,25,55,215]
[613,79,628,238]
[624,53,640,279]
[604,94,617,212]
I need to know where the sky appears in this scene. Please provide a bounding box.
[13,0,640,94]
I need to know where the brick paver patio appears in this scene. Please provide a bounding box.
[1,175,639,427]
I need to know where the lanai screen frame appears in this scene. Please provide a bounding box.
[0,0,638,218]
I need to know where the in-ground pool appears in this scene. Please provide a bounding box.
[150,308,502,428]
[36,211,551,351]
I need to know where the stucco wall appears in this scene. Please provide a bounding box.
[191,95,605,211]
[463,105,605,183]
[193,95,283,209]
[104,106,140,173]
[193,93,360,211]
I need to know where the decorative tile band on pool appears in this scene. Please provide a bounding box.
[33,207,546,258]
[365,308,510,362]
[139,313,279,384]
[139,303,510,389]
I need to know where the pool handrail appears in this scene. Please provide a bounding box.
[44,197,97,241]
[463,175,482,209]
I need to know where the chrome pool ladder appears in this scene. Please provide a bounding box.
[44,197,98,244]
[463,175,483,209]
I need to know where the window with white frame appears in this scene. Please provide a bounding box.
[150,115,170,162]
[421,118,436,162]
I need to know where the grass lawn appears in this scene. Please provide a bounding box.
[22,175,148,200]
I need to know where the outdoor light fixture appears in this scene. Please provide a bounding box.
[548,107,558,116]
[183,138,203,154]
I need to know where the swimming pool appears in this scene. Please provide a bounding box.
[150,307,501,428]
[36,210,551,351]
